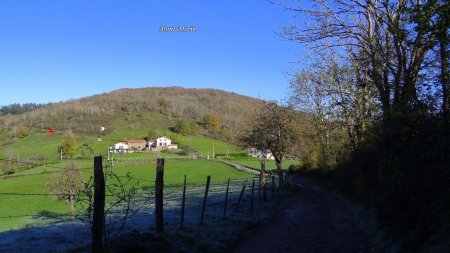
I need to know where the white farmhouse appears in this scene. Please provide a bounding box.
[155,136,172,147]
[110,142,129,153]
[248,148,275,160]
[150,136,178,150]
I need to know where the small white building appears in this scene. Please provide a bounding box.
[149,136,178,150]
[111,142,129,153]
[155,136,172,148]
[168,144,178,150]
[248,148,275,160]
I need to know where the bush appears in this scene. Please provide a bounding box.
[16,125,29,138]
[173,118,198,136]
[1,161,15,175]
[333,114,450,249]
[288,164,302,173]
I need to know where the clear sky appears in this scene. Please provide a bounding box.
[0,0,304,106]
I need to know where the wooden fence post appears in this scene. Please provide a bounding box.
[92,156,105,253]
[272,175,275,194]
[285,173,289,188]
[250,179,255,214]
[155,158,164,233]
[260,160,266,201]
[180,174,187,230]
[200,175,211,224]
[234,180,247,212]
[258,165,262,201]
[223,178,230,219]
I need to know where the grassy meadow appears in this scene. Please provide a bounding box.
[183,135,245,157]
[0,129,300,232]
[0,159,253,232]
[231,158,301,170]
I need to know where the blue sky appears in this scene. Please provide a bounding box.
[0,0,304,105]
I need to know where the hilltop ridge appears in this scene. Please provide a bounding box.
[0,86,263,141]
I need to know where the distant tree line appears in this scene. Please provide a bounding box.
[0,103,53,115]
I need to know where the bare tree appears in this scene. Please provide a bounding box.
[76,164,141,245]
[291,50,378,156]
[47,161,83,219]
[276,0,438,123]
[1,150,17,175]
[413,0,450,115]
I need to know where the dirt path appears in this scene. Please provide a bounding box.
[232,175,368,253]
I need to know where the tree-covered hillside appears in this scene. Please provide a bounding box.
[0,87,263,142]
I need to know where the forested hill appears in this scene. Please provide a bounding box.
[0,87,263,140]
[0,103,53,115]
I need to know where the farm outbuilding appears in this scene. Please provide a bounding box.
[248,148,275,160]
[127,139,147,151]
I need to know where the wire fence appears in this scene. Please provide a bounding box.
[0,157,285,232]
[0,156,263,179]
[0,155,292,253]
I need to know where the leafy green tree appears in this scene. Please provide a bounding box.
[174,119,198,136]
[158,98,170,114]
[59,130,77,158]
[164,131,184,145]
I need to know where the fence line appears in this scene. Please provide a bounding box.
[0,157,290,252]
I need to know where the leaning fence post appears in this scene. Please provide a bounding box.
[250,179,255,214]
[234,180,247,212]
[260,160,267,201]
[200,175,211,224]
[223,178,230,219]
[180,174,187,230]
[155,158,164,233]
[92,156,105,253]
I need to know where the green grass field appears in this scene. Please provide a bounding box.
[0,131,296,164]
[0,131,241,155]
[183,135,245,157]
[0,132,64,159]
[0,160,253,232]
[0,129,300,232]
[231,158,301,170]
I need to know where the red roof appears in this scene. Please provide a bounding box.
[127,139,146,143]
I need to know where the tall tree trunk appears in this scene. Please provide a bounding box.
[276,159,283,190]
[439,30,450,116]
[69,195,75,220]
